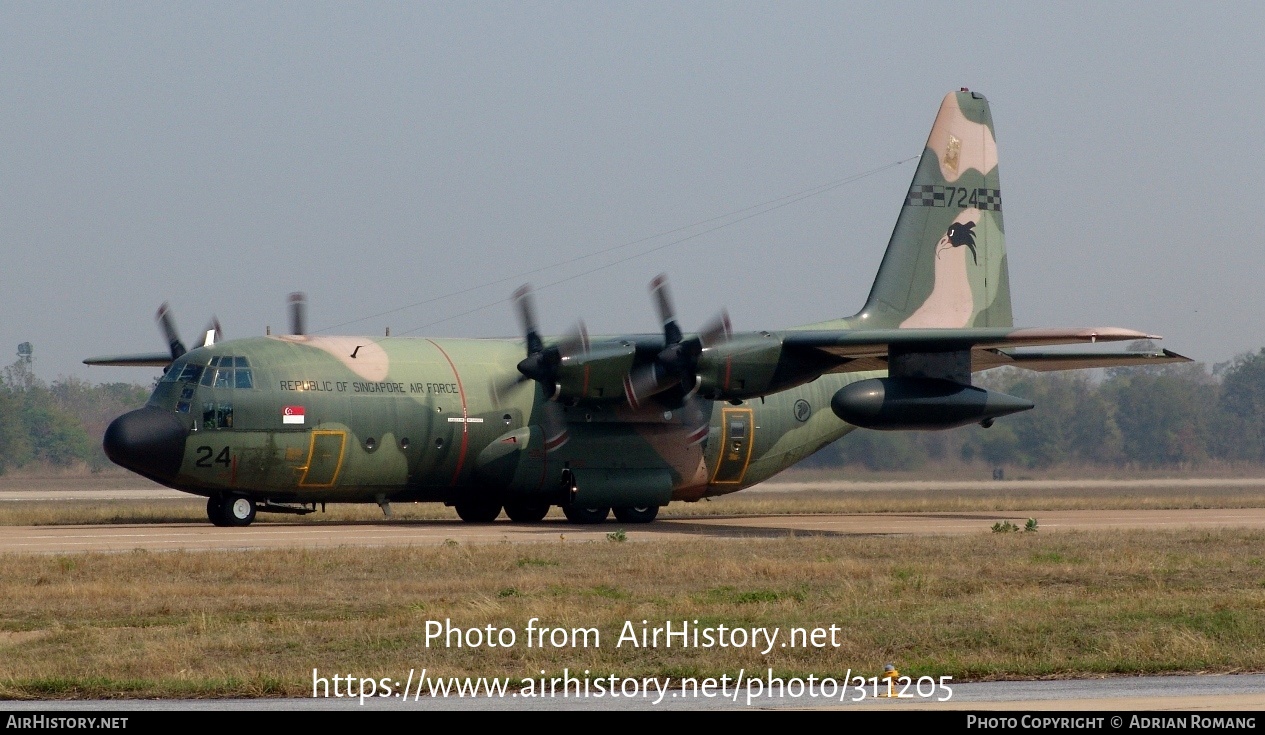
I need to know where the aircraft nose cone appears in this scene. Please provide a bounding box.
[103,408,188,480]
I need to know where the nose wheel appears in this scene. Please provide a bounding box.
[207,495,257,527]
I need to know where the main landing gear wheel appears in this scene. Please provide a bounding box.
[613,505,659,523]
[206,497,230,527]
[562,505,610,524]
[225,496,257,527]
[503,500,551,523]
[454,500,503,523]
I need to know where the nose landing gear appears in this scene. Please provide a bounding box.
[207,495,257,527]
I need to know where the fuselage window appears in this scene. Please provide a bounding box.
[214,368,233,389]
[235,368,253,389]
[729,421,747,438]
[202,401,233,429]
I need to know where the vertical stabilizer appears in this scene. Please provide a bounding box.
[813,90,1011,330]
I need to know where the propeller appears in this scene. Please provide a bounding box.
[155,303,222,360]
[497,285,589,452]
[623,275,730,446]
[623,274,731,409]
[288,292,307,336]
[156,303,187,360]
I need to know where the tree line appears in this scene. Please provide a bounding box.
[0,360,148,473]
[4,350,1265,474]
[805,348,1265,473]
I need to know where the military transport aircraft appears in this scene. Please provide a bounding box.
[87,89,1188,527]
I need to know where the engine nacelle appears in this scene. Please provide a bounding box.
[830,377,1033,431]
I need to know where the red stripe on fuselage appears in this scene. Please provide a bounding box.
[426,340,469,486]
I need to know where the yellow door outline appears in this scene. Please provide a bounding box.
[299,430,346,488]
[710,407,754,485]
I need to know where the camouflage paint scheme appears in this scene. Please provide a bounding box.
[90,91,1189,523]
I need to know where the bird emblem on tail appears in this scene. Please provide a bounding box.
[940,221,977,265]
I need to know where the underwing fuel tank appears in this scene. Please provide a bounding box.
[830,377,1033,430]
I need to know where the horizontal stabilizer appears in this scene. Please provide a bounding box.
[775,327,1191,381]
[83,353,173,367]
[787,326,1159,355]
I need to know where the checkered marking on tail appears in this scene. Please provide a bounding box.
[905,185,1002,212]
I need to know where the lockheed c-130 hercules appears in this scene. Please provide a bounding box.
[88,90,1188,527]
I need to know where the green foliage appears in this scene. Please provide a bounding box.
[992,520,1019,533]
[0,360,148,473]
[805,428,926,471]
[1103,365,1214,467]
[606,529,627,542]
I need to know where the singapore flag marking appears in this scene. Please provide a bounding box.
[282,406,305,425]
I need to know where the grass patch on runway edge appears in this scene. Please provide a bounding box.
[1,530,1264,698]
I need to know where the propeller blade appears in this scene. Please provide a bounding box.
[490,370,532,403]
[623,362,677,409]
[680,396,711,447]
[155,303,187,360]
[512,284,543,355]
[649,274,683,346]
[196,317,223,348]
[698,310,732,348]
[288,292,307,336]
[555,320,590,360]
[541,400,570,453]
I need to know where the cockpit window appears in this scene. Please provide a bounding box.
[161,359,206,384]
[160,360,184,382]
[177,363,204,383]
[196,356,253,390]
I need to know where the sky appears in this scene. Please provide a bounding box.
[2,2,1262,384]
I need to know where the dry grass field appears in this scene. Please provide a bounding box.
[2,472,1265,699]
[0,529,1263,698]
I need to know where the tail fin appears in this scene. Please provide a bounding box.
[818,90,1012,330]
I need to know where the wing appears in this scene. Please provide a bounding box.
[546,325,1189,406]
[83,353,174,367]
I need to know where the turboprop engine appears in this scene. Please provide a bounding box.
[830,377,1033,431]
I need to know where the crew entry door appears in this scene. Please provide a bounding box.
[710,407,754,485]
[299,430,346,488]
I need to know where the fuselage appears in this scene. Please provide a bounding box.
[105,334,868,508]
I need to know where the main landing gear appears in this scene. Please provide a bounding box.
[453,498,503,523]
[207,495,257,527]
[448,500,661,525]
[613,505,659,523]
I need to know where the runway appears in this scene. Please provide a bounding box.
[3,507,1265,554]
[4,673,1263,710]
[5,476,1265,502]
